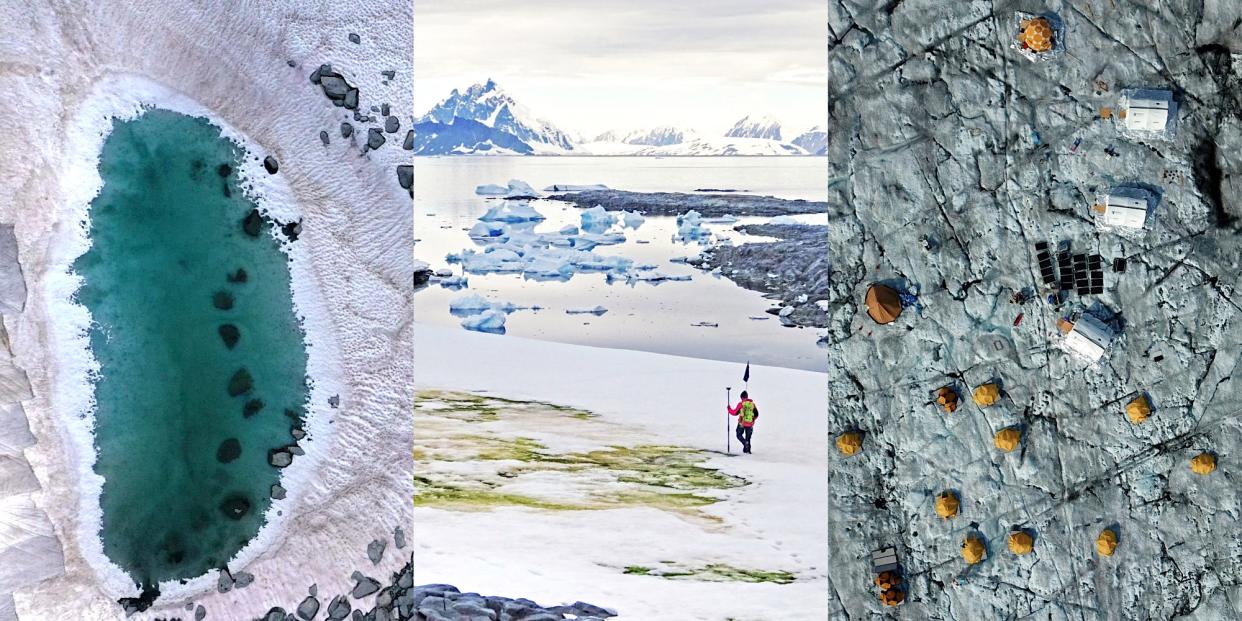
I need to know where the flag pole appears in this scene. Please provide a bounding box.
[725,386,731,455]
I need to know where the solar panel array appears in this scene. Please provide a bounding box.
[1034,242,1105,296]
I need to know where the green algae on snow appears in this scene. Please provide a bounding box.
[622,564,796,584]
[75,109,308,589]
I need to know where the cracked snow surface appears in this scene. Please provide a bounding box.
[827,1,1242,618]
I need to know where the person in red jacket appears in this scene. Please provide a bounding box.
[728,391,759,454]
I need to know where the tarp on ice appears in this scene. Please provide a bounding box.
[864,284,902,325]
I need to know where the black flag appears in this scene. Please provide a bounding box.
[743,361,750,383]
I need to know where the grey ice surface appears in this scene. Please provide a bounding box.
[827,1,1242,618]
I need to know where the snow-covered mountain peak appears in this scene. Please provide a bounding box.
[725,114,783,141]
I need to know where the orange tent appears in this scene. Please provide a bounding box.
[879,588,905,606]
[865,284,903,325]
[962,535,986,564]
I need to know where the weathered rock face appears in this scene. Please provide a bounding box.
[827,2,1242,619]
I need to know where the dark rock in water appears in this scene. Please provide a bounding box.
[290,427,306,441]
[216,438,242,463]
[220,494,250,519]
[217,164,231,178]
[222,183,231,198]
[228,268,248,283]
[243,209,264,237]
[227,368,253,396]
[320,131,330,146]
[397,165,413,190]
[297,596,320,620]
[218,324,240,349]
[394,526,406,549]
[341,122,354,138]
[412,264,431,289]
[403,130,414,150]
[263,156,279,174]
[351,575,381,599]
[343,88,359,110]
[269,449,293,468]
[367,128,386,150]
[271,484,286,500]
[243,398,264,418]
[384,116,399,133]
[282,220,303,241]
[381,70,396,80]
[348,32,360,44]
[212,291,234,310]
[367,539,385,564]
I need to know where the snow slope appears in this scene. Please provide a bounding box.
[417,80,574,154]
[414,324,828,621]
[725,114,783,141]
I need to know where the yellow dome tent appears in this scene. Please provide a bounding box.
[874,571,901,591]
[1019,17,1054,53]
[935,491,959,519]
[1096,528,1118,557]
[1126,395,1151,424]
[1191,452,1216,475]
[1007,530,1034,555]
[836,431,863,457]
[865,284,903,325]
[879,588,905,606]
[973,383,1001,407]
[994,427,1021,452]
[961,535,986,564]
[936,386,959,413]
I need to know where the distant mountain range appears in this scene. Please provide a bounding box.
[415,80,825,156]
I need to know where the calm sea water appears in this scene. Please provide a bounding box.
[75,110,308,588]
[413,156,827,372]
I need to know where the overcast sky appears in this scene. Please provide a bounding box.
[414,0,826,139]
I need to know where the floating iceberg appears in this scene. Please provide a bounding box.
[475,183,508,196]
[449,292,494,313]
[768,215,802,225]
[621,210,646,229]
[479,202,545,223]
[566,305,608,315]
[703,214,739,224]
[580,205,617,233]
[674,210,711,242]
[460,309,507,333]
[468,221,509,240]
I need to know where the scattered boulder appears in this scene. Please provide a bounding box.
[367,539,385,565]
[271,484,287,500]
[227,369,253,396]
[262,608,286,621]
[297,596,320,620]
[384,116,399,133]
[402,130,414,150]
[327,595,351,620]
[263,156,279,174]
[212,291,234,310]
[328,395,340,408]
[219,324,240,349]
[381,103,390,116]
[234,572,254,589]
[287,60,296,68]
[367,128,386,150]
[348,32,360,44]
[217,164,232,178]
[397,165,413,190]
[282,220,303,241]
[394,527,406,549]
[351,572,381,599]
[291,427,306,441]
[216,438,241,463]
[228,268,248,283]
[341,122,354,138]
[343,89,358,110]
[269,449,293,468]
[195,605,206,620]
[380,70,395,80]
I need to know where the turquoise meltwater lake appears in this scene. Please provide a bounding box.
[74,109,308,591]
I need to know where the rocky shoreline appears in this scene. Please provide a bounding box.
[689,223,829,329]
[547,189,827,218]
